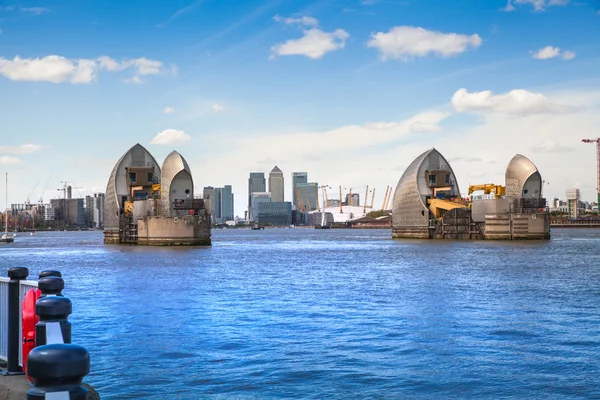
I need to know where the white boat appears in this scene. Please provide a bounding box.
[1,173,14,244]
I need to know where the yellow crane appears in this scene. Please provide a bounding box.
[295,187,306,212]
[386,186,393,210]
[313,186,320,212]
[319,185,330,209]
[382,186,392,210]
[304,187,312,212]
[467,184,505,198]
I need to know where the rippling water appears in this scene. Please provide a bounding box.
[2,228,600,399]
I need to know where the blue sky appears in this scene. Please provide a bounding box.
[1,0,600,216]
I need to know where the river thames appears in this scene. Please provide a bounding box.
[2,228,599,399]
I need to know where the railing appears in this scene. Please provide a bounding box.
[1,268,97,397]
[0,277,38,366]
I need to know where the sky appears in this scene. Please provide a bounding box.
[1,0,600,216]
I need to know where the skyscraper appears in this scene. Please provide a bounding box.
[292,172,307,209]
[204,185,234,224]
[268,166,284,203]
[249,192,271,221]
[248,172,266,210]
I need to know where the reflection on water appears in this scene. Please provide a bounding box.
[2,228,600,399]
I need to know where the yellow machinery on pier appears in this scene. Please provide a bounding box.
[124,200,134,216]
[467,184,505,199]
[427,198,468,219]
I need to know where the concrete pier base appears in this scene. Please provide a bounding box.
[0,374,31,399]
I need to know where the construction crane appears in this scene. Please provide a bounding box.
[57,181,83,200]
[25,181,40,204]
[467,184,505,199]
[38,175,52,204]
[582,138,600,205]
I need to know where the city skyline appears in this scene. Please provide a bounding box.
[1,0,600,217]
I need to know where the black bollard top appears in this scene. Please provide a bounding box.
[39,270,62,279]
[8,267,29,280]
[36,296,72,318]
[38,276,64,294]
[27,344,90,379]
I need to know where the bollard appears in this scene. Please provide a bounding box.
[26,343,90,399]
[38,276,65,297]
[39,270,62,279]
[35,296,72,347]
[3,267,28,375]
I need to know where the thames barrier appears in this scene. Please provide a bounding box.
[103,144,211,246]
[391,148,550,240]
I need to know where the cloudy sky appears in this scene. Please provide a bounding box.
[1,0,599,216]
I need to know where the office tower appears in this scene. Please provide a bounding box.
[269,166,284,203]
[204,185,234,224]
[248,172,266,210]
[250,192,271,221]
[292,172,308,209]
[93,193,105,229]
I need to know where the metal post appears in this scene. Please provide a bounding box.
[38,276,64,298]
[26,343,90,399]
[39,270,62,279]
[35,296,72,347]
[3,267,28,375]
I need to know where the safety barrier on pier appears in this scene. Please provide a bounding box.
[0,277,38,367]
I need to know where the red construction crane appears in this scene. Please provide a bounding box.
[582,138,600,205]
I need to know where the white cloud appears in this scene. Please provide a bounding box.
[0,144,42,154]
[531,45,560,59]
[20,7,49,15]
[124,76,144,84]
[530,140,575,153]
[271,28,349,59]
[0,55,172,84]
[151,129,191,145]
[513,0,569,11]
[531,45,575,60]
[0,156,23,165]
[128,57,163,76]
[451,88,576,116]
[273,14,318,27]
[367,26,482,61]
[0,56,97,83]
[163,106,175,114]
[362,112,449,133]
[212,104,224,113]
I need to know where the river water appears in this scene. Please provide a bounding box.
[1,228,599,399]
